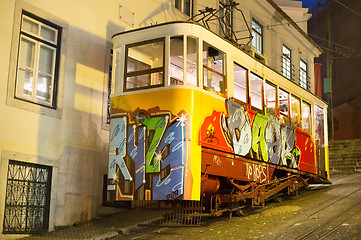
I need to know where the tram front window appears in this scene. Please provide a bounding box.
[124,38,164,91]
[187,37,198,86]
[203,42,226,95]
[170,36,184,85]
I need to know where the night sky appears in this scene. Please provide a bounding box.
[300,0,329,8]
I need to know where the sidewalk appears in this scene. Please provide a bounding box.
[5,208,168,240]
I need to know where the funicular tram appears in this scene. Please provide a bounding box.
[107,21,330,219]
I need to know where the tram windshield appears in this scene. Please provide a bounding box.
[124,38,164,91]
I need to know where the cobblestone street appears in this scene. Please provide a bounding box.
[112,173,361,240]
[2,173,360,240]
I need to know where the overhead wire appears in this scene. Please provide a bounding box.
[148,0,358,58]
[334,0,361,18]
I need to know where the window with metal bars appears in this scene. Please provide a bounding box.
[3,160,52,233]
[252,19,263,54]
[282,44,292,80]
[300,59,309,90]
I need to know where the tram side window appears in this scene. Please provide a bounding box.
[233,63,247,104]
[279,88,290,125]
[291,95,301,127]
[203,42,226,95]
[302,101,312,132]
[170,36,184,85]
[315,104,325,170]
[250,72,263,111]
[187,37,198,86]
[265,81,277,116]
[124,38,164,91]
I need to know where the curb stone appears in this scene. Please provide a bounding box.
[87,231,119,240]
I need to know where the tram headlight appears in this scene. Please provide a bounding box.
[134,110,147,125]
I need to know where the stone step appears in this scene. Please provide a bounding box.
[329,166,361,173]
[330,154,361,158]
[330,162,360,168]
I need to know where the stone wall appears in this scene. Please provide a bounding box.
[329,139,361,173]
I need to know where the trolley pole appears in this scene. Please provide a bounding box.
[326,6,334,140]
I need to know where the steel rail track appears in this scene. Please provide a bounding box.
[296,186,361,240]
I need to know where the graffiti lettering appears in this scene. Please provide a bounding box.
[108,111,187,201]
[165,132,175,144]
[223,102,252,156]
[252,114,268,161]
[204,125,219,144]
[213,155,222,166]
[156,173,172,187]
[246,163,268,183]
[218,100,301,169]
[144,116,169,173]
[166,189,179,200]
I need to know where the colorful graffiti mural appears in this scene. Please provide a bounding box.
[108,110,189,201]
[201,100,316,173]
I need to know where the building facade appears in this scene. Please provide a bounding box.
[308,0,361,140]
[0,0,321,235]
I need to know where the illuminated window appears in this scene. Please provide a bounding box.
[15,13,61,108]
[282,45,292,80]
[300,59,309,90]
[170,36,184,85]
[250,72,263,111]
[265,81,277,116]
[186,37,198,86]
[170,36,198,86]
[203,42,226,95]
[124,38,164,91]
[302,101,311,132]
[315,104,325,160]
[252,19,263,54]
[174,0,193,17]
[233,63,248,104]
[291,95,301,127]
[279,88,290,125]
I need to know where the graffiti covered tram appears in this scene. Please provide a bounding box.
[107,21,330,213]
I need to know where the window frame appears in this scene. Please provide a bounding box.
[174,0,193,17]
[123,37,166,92]
[279,88,291,125]
[169,35,185,86]
[14,11,62,109]
[249,72,264,112]
[301,100,312,133]
[252,19,263,54]
[290,94,301,127]
[282,44,292,80]
[202,41,227,97]
[233,62,249,106]
[264,80,278,117]
[299,58,309,90]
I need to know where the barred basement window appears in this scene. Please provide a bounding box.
[3,160,52,233]
[15,12,61,108]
